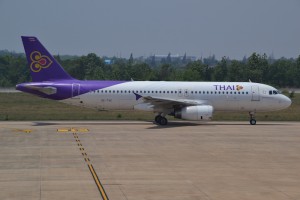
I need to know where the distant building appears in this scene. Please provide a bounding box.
[104,59,112,65]
[149,54,197,62]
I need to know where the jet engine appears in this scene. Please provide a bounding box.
[174,105,213,120]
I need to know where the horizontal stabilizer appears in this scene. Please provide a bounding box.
[24,85,57,95]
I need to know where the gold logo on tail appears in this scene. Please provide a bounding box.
[30,51,53,72]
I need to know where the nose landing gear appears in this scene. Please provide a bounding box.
[249,112,256,125]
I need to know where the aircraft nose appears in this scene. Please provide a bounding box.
[280,95,292,109]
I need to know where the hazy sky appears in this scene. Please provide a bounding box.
[1,0,300,59]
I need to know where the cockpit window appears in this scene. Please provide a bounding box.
[269,90,280,95]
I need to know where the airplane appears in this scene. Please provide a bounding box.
[16,36,292,125]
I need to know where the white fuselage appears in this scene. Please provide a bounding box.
[62,81,291,113]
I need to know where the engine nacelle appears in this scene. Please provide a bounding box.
[174,105,213,121]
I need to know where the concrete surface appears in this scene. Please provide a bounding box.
[0,88,19,93]
[0,121,300,200]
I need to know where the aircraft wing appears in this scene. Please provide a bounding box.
[141,96,208,109]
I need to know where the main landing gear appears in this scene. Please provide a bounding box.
[249,112,256,125]
[154,114,168,125]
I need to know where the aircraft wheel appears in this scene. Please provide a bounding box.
[154,115,168,125]
[155,115,162,124]
[159,117,168,125]
[250,119,256,125]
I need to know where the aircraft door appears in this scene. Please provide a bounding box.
[251,85,260,101]
[72,84,80,99]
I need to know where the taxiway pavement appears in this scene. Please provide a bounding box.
[0,121,300,200]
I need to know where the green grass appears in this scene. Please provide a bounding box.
[0,92,154,121]
[0,92,299,121]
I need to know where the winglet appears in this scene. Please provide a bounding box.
[21,36,74,82]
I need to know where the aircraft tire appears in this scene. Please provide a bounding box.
[155,115,162,124]
[250,119,256,125]
[159,117,168,125]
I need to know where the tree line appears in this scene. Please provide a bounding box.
[0,50,300,88]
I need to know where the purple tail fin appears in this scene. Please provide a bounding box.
[21,36,74,82]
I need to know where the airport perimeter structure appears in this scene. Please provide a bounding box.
[0,121,300,200]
